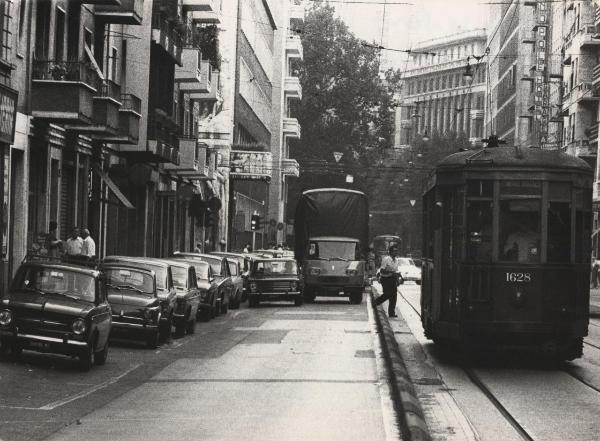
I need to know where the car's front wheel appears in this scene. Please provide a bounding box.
[159,313,172,341]
[294,296,304,306]
[95,341,109,365]
[249,297,259,308]
[220,297,229,314]
[79,347,94,371]
[349,291,363,305]
[146,330,160,349]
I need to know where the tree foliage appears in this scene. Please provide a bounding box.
[290,4,399,182]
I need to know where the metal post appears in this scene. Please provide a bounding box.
[252,231,256,252]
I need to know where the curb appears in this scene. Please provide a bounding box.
[370,290,432,441]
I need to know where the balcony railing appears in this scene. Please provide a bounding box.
[588,122,599,143]
[596,5,600,26]
[593,64,600,86]
[32,60,101,89]
[151,13,183,65]
[99,79,122,102]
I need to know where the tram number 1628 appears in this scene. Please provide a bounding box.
[505,272,532,283]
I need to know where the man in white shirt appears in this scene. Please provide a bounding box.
[374,245,399,317]
[81,228,96,260]
[64,227,83,258]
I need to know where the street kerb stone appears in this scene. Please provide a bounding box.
[370,291,432,441]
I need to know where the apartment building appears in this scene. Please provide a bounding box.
[485,0,563,148]
[228,0,302,250]
[395,29,487,149]
[0,0,226,292]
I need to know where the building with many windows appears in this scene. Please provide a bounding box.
[394,29,487,148]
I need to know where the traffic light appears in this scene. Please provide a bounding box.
[250,213,261,231]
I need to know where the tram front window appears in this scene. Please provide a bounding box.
[500,200,541,263]
[466,201,492,261]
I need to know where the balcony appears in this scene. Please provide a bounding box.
[573,82,600,104]
[176,52,211,93]
[94,0,144,25]
[282,158,300,178]
[65,79,122,139]
[188,67,220,102]
[182,0,218,11]
[588,122,599,144]
[120,113,179,163]
[31,60,101,124]
[104,93,141,144]
[188,0,221,23]
[164,138,211,179]
[151,13,183,66]
[283,117,301,139]
[593,64,600,87]
[286,36,303,60]
[284,76,302,100]
[568,139,597,159]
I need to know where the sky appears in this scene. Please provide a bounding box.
[332,0,491,69]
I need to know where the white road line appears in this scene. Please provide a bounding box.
[0,363,143,411]
[367,294,403,441]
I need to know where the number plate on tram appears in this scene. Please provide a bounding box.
[505,272,532,283]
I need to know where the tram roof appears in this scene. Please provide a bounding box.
[436,146,593,173]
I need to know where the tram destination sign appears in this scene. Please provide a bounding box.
[0,83,17,145]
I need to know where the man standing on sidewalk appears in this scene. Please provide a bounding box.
[375,244,399,317]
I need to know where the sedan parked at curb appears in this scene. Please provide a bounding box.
[397,257,421,285]
[247,258,303,307]
[172,253,234,313]
[211,252,246,305]
[0,258,111,371]
[104,256,177,340]
[103,264,162,349]
[171,258,219,321]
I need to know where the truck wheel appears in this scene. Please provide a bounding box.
[349,291,363,305]
[294,296,304,306]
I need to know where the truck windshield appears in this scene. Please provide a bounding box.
[309,241,358,260]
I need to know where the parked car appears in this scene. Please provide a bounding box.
[154,259,201,337]
[0,258,111,371]
[397,257,421,285]
[172,253,235,313]
[102,264,162,349]
[104,256,177,339]
[170,258,219,321]
[211,252,247,303]
[247,258,303,307]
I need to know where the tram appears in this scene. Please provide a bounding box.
[421,143,593,360]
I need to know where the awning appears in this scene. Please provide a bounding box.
[93,166,135,209]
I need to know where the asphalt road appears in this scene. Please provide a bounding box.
[0,294,388,441]
[387,282,600,441]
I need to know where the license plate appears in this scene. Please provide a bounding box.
[29,341,51,351]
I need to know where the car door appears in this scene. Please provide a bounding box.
[188,266,201,316]
[221,259,234,304]
[95,276,112,349]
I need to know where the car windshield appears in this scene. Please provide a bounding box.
[308,241,358,260]
[374,238,400,252]
[193,263,210,280]
[171,267,188,288]
[253,260,297,275]
[105,268,154,294]
[13,267,96,302]
[397,258,415,266]
[204,259,221,276]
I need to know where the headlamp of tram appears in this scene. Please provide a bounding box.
[512,289,525,308]
[0,309,12,326]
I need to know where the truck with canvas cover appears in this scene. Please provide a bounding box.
[294,188,368,304]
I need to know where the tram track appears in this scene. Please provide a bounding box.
[396,289,571,441]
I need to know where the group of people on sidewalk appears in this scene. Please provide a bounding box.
[34,222,96,261]
[374,244,400,318]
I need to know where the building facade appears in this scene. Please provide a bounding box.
[395,29,487,148]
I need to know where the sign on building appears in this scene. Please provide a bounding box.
[0,83,18,145]
[230,150,273,181]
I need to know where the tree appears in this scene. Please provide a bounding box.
[289,4,399,197]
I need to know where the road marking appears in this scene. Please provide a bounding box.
[0,363,142,411]
[275,311,346,315]
[147,378,377,384]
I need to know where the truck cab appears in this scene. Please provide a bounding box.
[302,236,365,304]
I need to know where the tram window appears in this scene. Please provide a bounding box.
[500,200,541,263]
[549,182,571,201]
[466,201,492,261]
[547,202,571,262]
[500,180,541,196]
[467,180,493,198]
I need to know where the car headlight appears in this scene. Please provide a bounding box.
[290,281,298,291]
[250,282,257,293]
[72,319,87,335]
[0,309,12,326]
[309,268,321,275]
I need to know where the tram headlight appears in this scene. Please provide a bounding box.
[309,268,321,275]
[512,289,525,308]
[0,309,12,326]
